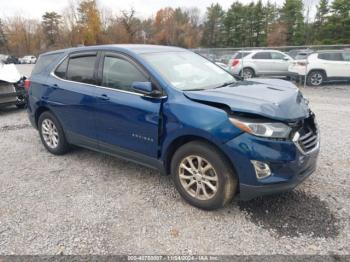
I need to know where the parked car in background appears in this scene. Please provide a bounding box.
[4,55,20,64]
[294,49,314,60]
[289,50,350,86]
[0,62,27,108]
[228,50,294,79]
[217,53,236,64]
[21,55,37,64]
[215,61,229,70]
[288,48,314,59]
[26,45,319,210]
[0,54,8,63]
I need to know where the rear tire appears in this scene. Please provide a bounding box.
[38,111,70,155]
[241,68,255,79]
[307,70,326,86]
[171,141,237,210]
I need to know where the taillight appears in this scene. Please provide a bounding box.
[24,79,31,91]
[232,59,240,67]
[297,61,308,66]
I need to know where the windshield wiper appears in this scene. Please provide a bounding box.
[184,88,205,91]
[214,81,236,89]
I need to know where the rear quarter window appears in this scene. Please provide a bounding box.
[31,53,63,75]
[54,58,68,79]
[318,53,343,61]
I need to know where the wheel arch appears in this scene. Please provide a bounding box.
[162,135,239,184]
[35,106,63,129]
[239,66,256,77]
[307,68,328,78]
[35,106,50,128]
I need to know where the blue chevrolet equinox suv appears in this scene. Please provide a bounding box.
[27,45,320,210]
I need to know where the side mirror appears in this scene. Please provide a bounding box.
[132,81,163,97]
[283,57,290,61]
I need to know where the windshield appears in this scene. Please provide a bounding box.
[141,51,236,90]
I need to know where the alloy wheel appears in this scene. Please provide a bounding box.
[243,69,253,79]
[41,119,59,149]
[310,73,323,86]
[178,155,218,201]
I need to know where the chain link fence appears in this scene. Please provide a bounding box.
[192,44,350,87]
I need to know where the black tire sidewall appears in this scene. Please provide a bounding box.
[38,111,69,155]
[242,68,254,78]
[171,141,237,210]
[307,71,325,86]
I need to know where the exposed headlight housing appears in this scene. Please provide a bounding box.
[229,116,291,139]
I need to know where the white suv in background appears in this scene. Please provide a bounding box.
[289,50,350,86]
[20,55,37,64]
[227,50,294,79]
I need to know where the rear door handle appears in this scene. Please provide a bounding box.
[99,94,110,101]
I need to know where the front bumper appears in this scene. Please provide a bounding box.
[239,160,316,200]
[222,132,319,201]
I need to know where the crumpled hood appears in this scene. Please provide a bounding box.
[0,63,21,83]
[184,80,310,122]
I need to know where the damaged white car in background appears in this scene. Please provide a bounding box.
[0,63,27,108]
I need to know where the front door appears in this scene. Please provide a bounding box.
[93,52,163,159]
[270,52,292,75]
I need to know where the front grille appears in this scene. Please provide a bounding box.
[298,128,318,152]
[293,114,319,154]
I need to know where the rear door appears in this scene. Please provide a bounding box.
[46,51,99,145]
[93,51,163,158]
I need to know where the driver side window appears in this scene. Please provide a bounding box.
[102,56,148,92]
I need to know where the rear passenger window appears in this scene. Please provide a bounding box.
[102,56,148,92]
[253,52,271,59]
[55,58,68,79]
[318,53,343,61]
[66,55,96,84]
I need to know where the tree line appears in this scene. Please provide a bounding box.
[0,0,349,57]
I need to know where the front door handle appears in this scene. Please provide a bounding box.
[99,94,110,101]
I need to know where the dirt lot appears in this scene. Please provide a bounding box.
[0,65,349,255]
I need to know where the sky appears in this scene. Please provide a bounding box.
[0,0,319,20]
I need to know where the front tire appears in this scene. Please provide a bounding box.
[307,71,326,86]
[171,141,237,210]
[38,111,70,155]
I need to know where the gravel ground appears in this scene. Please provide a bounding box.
[0,65,349,255]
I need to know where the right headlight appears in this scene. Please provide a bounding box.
[229,116,292,139]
